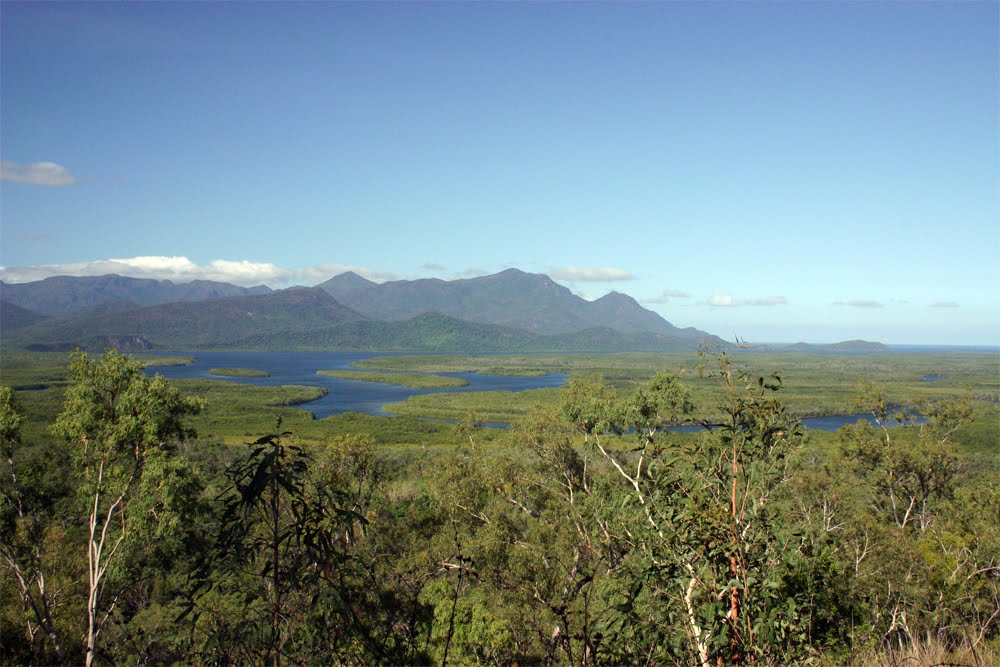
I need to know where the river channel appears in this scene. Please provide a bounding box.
[146,351,914,431]
[145,351,567,419]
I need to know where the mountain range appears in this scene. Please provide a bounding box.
[0,274,271,316]
[317,268,695,337]
[1,269,723,353]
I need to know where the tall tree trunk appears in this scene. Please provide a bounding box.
[272,475,281,667]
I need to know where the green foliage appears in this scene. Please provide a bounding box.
[134,354,194,367]
[1,385,62,662]
[172,379,327,442]
[385,387,563,423]
[0,349,74,390]
[368,350,1000,439]
[196,429,361,663]
[54,350,202,461]
[0,349,997,665]
[52,349,203,666]
[586,354,815,665]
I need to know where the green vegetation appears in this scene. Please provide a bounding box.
[356,351,694,376]
[6,287,366,350]
[354,353,556,375]
[0,350,192,390]
[167,379,461,447]
[385,387,561,422]
[371,350,1000,424]
[136,354,195,367]
[0,349,76,390]
[208,367,270,378]
[318,369,468,388]
[2,349,998,665]
[5,270,744,357]
[7,278,719,352]
[173,379,326,442]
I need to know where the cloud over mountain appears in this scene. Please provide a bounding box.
[548,266,636,282]
[0,256,397,287]
[646,289,691,304]
[704,294,787,307]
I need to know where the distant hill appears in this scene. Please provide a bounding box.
[0,274,271,315]
[8,287,366,350]
[747,340,890,353]
[319,268,708,338]
[224,312,725,353]
[3,269,726,353]
[0,301,49,332]
[788,340,890,352]
[7,295,723,353]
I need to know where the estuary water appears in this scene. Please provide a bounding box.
[145,351,568,419]
[145,351,914,431]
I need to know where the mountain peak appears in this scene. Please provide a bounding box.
[317,272,378,298]
[479,268,563,290]
[496,267,530,277]
[330,271,376,286]
[594,291,634,303]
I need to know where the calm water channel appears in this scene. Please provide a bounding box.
[145,351,913,431]
[145,351,567,419]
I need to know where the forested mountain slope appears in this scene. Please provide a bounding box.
[5,270,722,352]
[319,268,706,338]
[8,287,365,350]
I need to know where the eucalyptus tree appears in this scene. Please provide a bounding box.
[1,385,69,663]
[837,382,990,653]
[561,356,813,665]
[190,429,425,666]
[420,406,612,666]
[52,350,202,667]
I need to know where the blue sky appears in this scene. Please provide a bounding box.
[2,1,997,345]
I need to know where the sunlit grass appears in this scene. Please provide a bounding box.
[208,367,270,378]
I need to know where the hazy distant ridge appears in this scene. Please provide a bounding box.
[3,270,723,352]
[0,274,271,316]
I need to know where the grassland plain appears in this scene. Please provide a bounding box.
[3,353,995,665]
[2,349,997,454]
[0,350,192,389]
[316,369,469,388]
[366,351,998,412]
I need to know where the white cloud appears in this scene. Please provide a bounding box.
[565,285,598,301]
[290,264,401,284]
[834,299,884,309]
[645,289,691,304]
[548,266,636,282]
[930,301,960,308]
[451,268,489,280]
[703,294,788,307]
[1,161,78,187]
[0,256,400,287]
